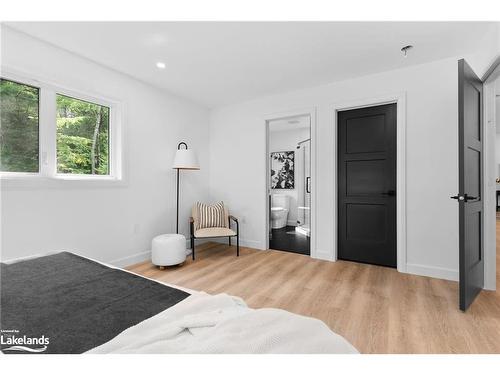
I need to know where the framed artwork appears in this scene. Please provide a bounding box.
[271,151,294,189]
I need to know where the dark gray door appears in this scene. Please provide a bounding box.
[455,59,484,311]
[338,103,397,267]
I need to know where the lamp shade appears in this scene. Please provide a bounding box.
[172,148,199,170]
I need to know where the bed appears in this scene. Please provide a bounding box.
[0,251,358,354]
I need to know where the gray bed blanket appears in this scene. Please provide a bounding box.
[0,252,190,354]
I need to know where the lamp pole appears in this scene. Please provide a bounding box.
[176,167,180,234]
[175,142,188,234]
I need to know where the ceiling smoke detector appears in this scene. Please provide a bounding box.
[401,45,413,58]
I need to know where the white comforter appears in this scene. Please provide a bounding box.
[87,293,358,354]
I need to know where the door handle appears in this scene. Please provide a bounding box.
[381,190,395,196]
[464,194,478,201]
[450,194,478,202]
[306,177,311,194]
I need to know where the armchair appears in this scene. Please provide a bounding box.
[190,204,239,260]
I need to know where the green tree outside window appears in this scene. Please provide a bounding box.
[0,79,40,173]
[56,94,110,175]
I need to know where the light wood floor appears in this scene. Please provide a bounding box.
[128,228,500,354]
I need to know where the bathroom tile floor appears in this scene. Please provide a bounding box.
[269,225,310,255]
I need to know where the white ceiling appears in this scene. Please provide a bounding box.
[5,22,497,108]
[269,115,310,132]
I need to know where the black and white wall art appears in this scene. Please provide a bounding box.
[271,151,294,189]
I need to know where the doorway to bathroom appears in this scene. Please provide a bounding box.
[267,114,311,255]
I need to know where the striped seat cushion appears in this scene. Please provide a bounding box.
[197,201,226,229]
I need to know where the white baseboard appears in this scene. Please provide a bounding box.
[241,238,264,249]
[208,237,264,250]
[484,281,496,291]
[307,252,458,282]
[312,249,334,261]
[110,244,194,268]
[405,263,458,282]
[110,250,152,268]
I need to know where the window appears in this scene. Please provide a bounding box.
[0,79,40,173]
[56,95,110,175]
[0,72,121,183]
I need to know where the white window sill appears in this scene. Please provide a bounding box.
[0,174,127,190]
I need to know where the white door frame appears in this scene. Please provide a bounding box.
[264,107,317,257]
[483,63,500,291]
[331,92,407,272]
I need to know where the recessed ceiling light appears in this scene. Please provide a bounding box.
[156,62,166,69]
[401,45,413,58]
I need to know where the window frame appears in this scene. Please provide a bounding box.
[0,68,124,188]
[54,90,114,179]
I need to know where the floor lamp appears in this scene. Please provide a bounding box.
[172,142,200,234]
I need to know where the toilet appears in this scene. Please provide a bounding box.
[271,194,290,229]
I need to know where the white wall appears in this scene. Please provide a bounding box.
[497,96,500,129]
[0,27,210,266]
[464,23,500,78]
[209,57,461,280]
[269,126,310,225]
[483,70,500,290]
[496,132,500,170]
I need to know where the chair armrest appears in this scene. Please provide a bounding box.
[229,215,239,234]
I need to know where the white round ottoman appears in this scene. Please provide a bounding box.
[152,234,186,268]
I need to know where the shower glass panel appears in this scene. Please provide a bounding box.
[296,139,311,237]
